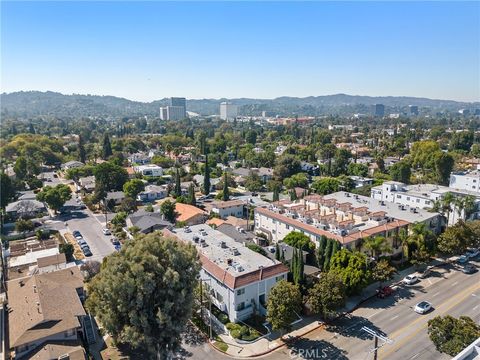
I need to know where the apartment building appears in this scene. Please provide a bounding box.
[254,192,443,256]
[371,181,480,224]
[450,171,480,193]
[164,225,288,322]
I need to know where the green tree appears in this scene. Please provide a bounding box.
[275,243,281,261]
[86,234,201,359]
[272,187,280,202]
[311,177,341,195]
[317,144,336,176]
[323,238,333,271]
[329,249,370,295]
[187,183,196,206]
[316,236,327,270]
[283,231,314,251]
[273,154,301,181]
[78,134,86,163]
[203,154,210,195]
[389,160,411,184]
[222,172,230,201]
[266,280,302,333]
[15,219,35,235]
[36,184,72,213]
[428,315,480,356]
[14,156,28,180]
[347,163,368,177]
[437,220,474,256]
[245,171,263,192]
[283,173,309,189]
[307,272,346,319]
[160,199,177,223]
[102,133,113,159]
[0,173,15,210]
[174,168,182,197]
[371,259,397,288]
[123,179,145,199]
[59,243,74,261]
[93,162,128,191]
[434,152,454,185]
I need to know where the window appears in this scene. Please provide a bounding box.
[407,197,410,201]
[425,201,430,205]
[275,275,284,282]
[236,302,245,311]
[286,224,290,230]
[64,328,76,338]
[416,199,420,203]
[397,195,401,199]
[237,288,245,296]
[474,180,477,183]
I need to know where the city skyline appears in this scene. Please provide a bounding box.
[2,1,479,102]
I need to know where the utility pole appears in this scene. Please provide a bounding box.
[361,326,393,360]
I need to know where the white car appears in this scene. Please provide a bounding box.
[184,227,192,233]
[102,228,111,235]
[414,301,432,314]
[403,275,418,285]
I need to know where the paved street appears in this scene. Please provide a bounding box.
[42,171,116,262]
[183,261,480,360]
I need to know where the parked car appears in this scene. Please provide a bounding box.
[114,244,122,251]
[80,243,90,250]
[102,228,111,235]
[466,249,480,259]
[462,264,477,274]
[414,301,432,314]
[376,286,395,299]
[77,239,87,246]
[457,255,469,264]
[73,231,82,240]
[403,275,418,285]
[111,238,120,245]
[83,248,92,257]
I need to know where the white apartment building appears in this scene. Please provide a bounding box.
[255,192,443,255]
[449,171,480,193]
[209,200,245,219]
[164,225,288,322]
[220,102,238,121]
[134,164,163,177]
[371,181,480,225]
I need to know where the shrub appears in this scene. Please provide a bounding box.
[218,313,229,324]
[230,329,241,339]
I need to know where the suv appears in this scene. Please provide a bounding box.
[462,264,477,274]
[466,249,480,259]
[102,228,111,235]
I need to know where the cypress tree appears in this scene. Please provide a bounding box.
[188,183,196,206]
[78,134,86,163]
[290,248,297,282]
[323,238,333,271]
[102,133,113,159]
[330,240,340,261]
[290,189,297,201]
[280,248,285,263]
[273,187,280,202]
[28,122,35,134]
[175,168,181,197]
[275,243,281,261]
[222,172,230,201]
[298,248,304,285]
[317,236,327,270]
[203,154,210,195]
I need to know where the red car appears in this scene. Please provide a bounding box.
[377,286,394,298]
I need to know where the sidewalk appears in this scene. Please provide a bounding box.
[211,259,449,358]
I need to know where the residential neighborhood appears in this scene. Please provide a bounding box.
[1,1,480,360]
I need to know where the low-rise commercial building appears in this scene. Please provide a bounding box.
[134,164,163,177]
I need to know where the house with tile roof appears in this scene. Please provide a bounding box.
[164,225,288,322]
[175,203,207,226]
[7,267,87,359]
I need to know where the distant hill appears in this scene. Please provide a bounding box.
[1,91,478,118]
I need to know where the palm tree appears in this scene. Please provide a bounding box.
[441,192,455,226]
[398,228,409,263]
[363,236,393,259]
[454,196,465,224]
[463,195,477,221]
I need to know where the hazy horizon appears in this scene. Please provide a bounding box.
[2,2,479,102]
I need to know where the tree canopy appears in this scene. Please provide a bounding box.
[266,280,302,333]
[36,184,72,213]
[86,234,201,358]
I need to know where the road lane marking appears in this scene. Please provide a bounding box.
[452,281,459,286]
[473,304,479,311]
[365,310,383,319]
[380,281,480,358]
[390,315,399,320]
[432,291,440,297]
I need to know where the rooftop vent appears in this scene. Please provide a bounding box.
[227,258,233,265]
[231,247,240,256]
[233,264,244,272]
[200,238,207,247]
[193,236,200,243]
[220,241,227,248]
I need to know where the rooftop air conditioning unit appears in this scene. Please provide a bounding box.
[231,247,240,256]
[200,238,207,247]
[220,241,227,248]
[193,236,200,243]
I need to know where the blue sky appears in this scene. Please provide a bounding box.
[1,1,479,102]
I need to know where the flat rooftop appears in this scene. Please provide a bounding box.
[323,192,439,223]
[172,224,278,277]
